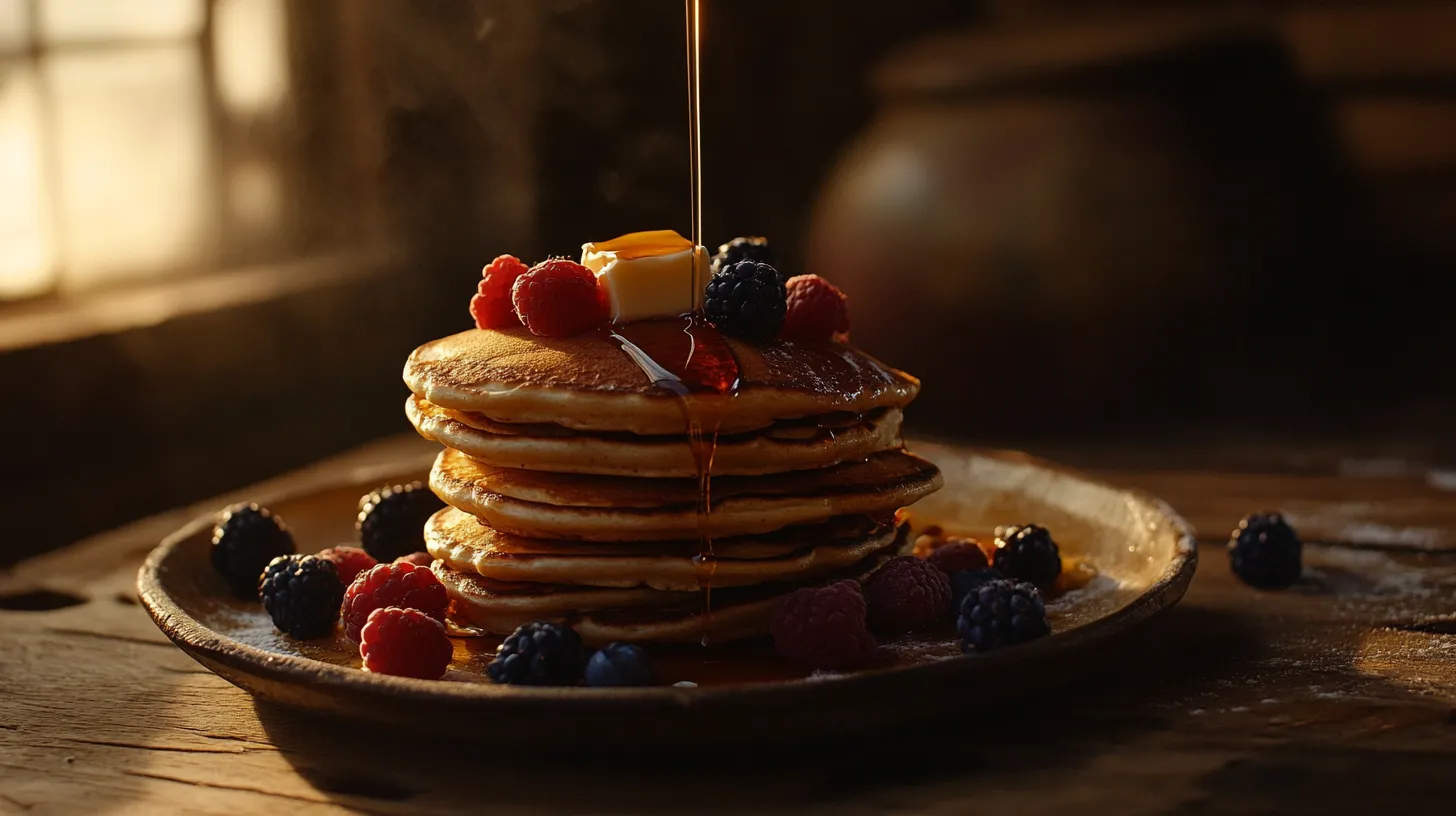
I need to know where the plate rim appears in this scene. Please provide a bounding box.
[136,446,1198,709]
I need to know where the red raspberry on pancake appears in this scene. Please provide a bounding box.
[780,274,850,342]
[511,259,608,337]
[470,254,530,330]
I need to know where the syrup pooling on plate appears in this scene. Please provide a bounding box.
[607,316,740,643]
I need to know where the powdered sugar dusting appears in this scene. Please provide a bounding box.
[1047,572,1121,613]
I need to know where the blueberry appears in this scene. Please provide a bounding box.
[585,643,655,687]
[1228,512,1302,589]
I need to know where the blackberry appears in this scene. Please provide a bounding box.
[357,482,445,561]
[992,524,1062,588]
[487,622,585,686]
[949,567,1005,612]
[211,503,296,599]
[703,261,787,341]
[1228,512,1302,589]
[712,236,779,280]
[957,579,1050,652]
[259,555,345,639]
[585,642,655,687]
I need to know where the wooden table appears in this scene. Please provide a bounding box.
[3,433,1455,814]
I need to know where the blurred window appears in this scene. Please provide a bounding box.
[0,0,290,304]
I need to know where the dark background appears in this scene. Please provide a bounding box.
[1,0,1453,565]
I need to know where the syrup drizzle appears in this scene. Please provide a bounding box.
[606,317,738,645]
[685,0,703,249]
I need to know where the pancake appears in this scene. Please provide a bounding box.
[403,322,919,435]
[407,395,904,476]
[435,556,887,644]
[430,447,944,541]
[426,506,903,591]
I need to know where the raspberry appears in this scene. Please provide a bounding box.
[211,503,295,599]
[357,482,444,561]
[1228,512,1302,589]
[259,555,344,639]
[703,261,787,341]
[993,524,1063,589]
[511,259,607,337]
[316,546,377,585]
[770,580,877,669]
[863,556,953,632]
[711,236,776,277]
[394,552,434,567]
[469,254,530,330]
[780,274,850,342]
[924,538,990,575]
[487,622,585,686]
[341,562,448,641]
[360,607,454,679]
[957,578,1050,652]
[585,642,654,687]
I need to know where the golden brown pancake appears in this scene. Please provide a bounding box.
[407,395,903,477]
[402,324,919,435]
[429,447,944,540]
[435,556,887,644]
[426,506,902,591]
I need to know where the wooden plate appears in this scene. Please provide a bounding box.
[137,441,1196,746]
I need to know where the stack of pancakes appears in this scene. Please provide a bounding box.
[403,322,942,644]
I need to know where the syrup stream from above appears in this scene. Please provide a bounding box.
[606,317,739,645]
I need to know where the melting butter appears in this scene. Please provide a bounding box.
[582,230,709,323]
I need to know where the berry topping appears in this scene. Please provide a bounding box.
[357,482,444,562]
[863,556,952,632]
[341,562,448,641]
[769,580,877,669]
[469,254,530,330]
[1228,512,1302,589]
[211,503,296,599]
[950,567,1005,611]
[511,259,608,337]
[780,274,850,342]
[703,260,787,342]
[924,538,990,575]
[394,552,434,567]
[992,524,1063,588]
[360,607,454,679]
[316,546,377,585]
[585,642,655,687]
[487,622,585,686]
[259,555,345,639]
[957,578,1050,653]
[711,236,776,277]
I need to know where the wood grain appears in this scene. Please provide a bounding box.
[3,434,1455,814]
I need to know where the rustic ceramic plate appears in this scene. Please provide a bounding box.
[138,441,1196,746]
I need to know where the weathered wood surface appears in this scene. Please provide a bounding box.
[3,434,1455,815]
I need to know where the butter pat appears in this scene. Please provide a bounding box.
[581,230,709,322]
